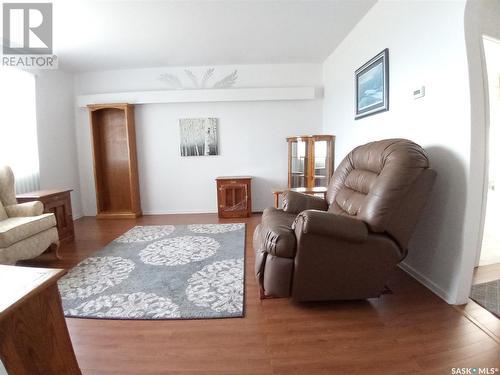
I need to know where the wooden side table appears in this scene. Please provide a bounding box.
[0,265,81,374]
[216,176,252,218]
[17,189,75,242]
[272,187,328,208]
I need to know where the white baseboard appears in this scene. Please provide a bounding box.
[398,261,453,304]
[142,209,219,215]
[77,210,218,216]
[79,208,265,217]
[143,209,264,215]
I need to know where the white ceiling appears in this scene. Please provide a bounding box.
[52,0,376,72]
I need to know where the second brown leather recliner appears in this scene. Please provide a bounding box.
[253,138,436,301]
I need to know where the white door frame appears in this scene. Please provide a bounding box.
[473,35,500,268]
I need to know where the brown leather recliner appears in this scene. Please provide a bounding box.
[253,139,436,301]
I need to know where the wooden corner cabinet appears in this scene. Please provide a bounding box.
[287,135,335,189]
[216,176,252,218]
[88,103,142,219]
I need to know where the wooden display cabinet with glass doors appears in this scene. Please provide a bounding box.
[287,135,335,189]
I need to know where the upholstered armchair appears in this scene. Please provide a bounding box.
[0,166,60,265]
[253,139,436,301]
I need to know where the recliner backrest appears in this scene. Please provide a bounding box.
[0,166,17,207]
[326,139,436,250]
[0,200,6,220]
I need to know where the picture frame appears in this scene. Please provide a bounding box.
[355,48,389,119]
[179,118,219,156]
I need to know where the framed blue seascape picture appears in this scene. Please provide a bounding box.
[355,49,389,119]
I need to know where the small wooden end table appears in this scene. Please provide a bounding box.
[216,176,252,218]
[17,189,75,242]
[0,265,81,374]
[272,187,328,208]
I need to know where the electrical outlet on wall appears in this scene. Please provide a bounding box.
[413,86,425,99]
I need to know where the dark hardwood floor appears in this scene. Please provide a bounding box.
[22,214,500,374]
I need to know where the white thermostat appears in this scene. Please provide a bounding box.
[413,86,425,99]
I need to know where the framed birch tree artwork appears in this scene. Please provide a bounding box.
[179,118,219,156]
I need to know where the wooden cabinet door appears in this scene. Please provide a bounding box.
[288,139,309,188]
[217,179,251,218]
[287,135,335,189]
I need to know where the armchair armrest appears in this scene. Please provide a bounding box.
[282,190,328,214]
[293,210,368,243]
[5,201,44,217]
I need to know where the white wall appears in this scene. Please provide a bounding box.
[323,0,471,304]
[36,70,82,218]
[74,64,323,215]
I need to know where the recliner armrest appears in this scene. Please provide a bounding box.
[282,190,328,214]
[293,210,368,243]
[5,201,44,217]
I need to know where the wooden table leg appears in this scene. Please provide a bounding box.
[273,192,281,208]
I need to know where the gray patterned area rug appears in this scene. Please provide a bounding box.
[58,224,246,320]
[470,279,500,318]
